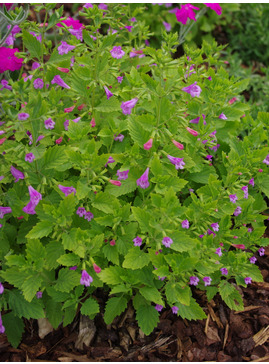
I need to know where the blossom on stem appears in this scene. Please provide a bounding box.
[172,306,179,314]
[116,170,129,180]
[175,4,200,24]
[244,277,252,285]
[249,178,254,187]
[211,223,219,232]
[36,291,42,299]
[242,185,248,199]
[121,98,138,115]
[109,180,121,186]
[155,304,163,312]
[80,270,93,287]
[182,81,201,97]
[204,3,222,15]
[117,76,123,83]
[133,236,142,247]
[114,134,124,142]
[25,153,35,163]
[76,207,86,217]
[93,263,101,273]
[229,194,238,203]
[263,154,269,165]
[231,243,245,249]
[233,206,242,216]
[220,267,228,276]
[110,46,125,59]
[215,247,222,257]
[33,78,44,89]
[44,118,55,130]
[10,166,25,182]
[32,61,40,70]
[58,184,76,196]
[0,206,12,218]
[181,219,189,229]
[144,138,153,150]
[172,140,184,149]
[137,168,150,189]
[162,236,173,248]
[0,79,12,91]
[0,282,4,294]
[189,276,199,286]
[23,186,42,215]
[18,113,29,121]
[51,75,70,89]
[249,256,257,264]
[219,113,227,120]
[0,313,5,334]
[167,155,185,170]
[186,127,198,136]
[0,47,23,73]
[84,211,94,221]
[203,276,212,286]
[58,41,75,55]
[258,247,265,256]
[163,21,171,31]
[104,85,113,99]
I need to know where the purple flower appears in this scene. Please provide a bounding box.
[130,17,137,22]
[137,168,150,189]
[125,25,133,32]
[207,229,216,237]
[220,267,228,276]
[175,4,200,24]
[110,46,125,59]
[249,256,257,264]
[263,154,269,165]
[10,166,25,182]
[117,76,123,83]
[0,79,12,91]
[258,247,265,256]
[36,291,42,299]
[203,276,212,286]
[167,155,185,170]
[211,223,219,232]
[229,194,238,203]
[104,86,113,99]
[64,119,69,131]
[172,306,178,314]
[84,211,94,221]
[105,156,115,168]
[69,266,77,270]
[25,153,35,163]
[51,75,70,89]
[24,75,33,82]
[5,25,21,46]
[0,206,12,218]
[206,155,213,161]
[69,28,83,41]
[219,113,227,120]
[234,206,242,216]
[23,186,42,215]
[76,207,86,217]
[83,3,93,8]
[0,282,4,295]
[215,247,222,257]
[181,219,189,229]
[30,31,42,42]
[182,81,201,97]
[249,178,254,187]
[58,41,76,55]
[58,184,76,196]
[121,98,138,115]
[98,3,108,10]
[114,134,124,142]
[44,118,55,130]
[80,269,93,287]
[162,236,173,248]
[18,113,29,121]
[32,62,40,70]
[155,304,163,312]
[133,236,142,246]
[117,170,129,180]
[158,276,166,281]
[70,56,75,67]
[33,78,44,89]
[248,228,252,233]
[190,116,200,124]
[244,277,252,285]
[163,21,171,31]
[242,185,248,199]
[0,313,5,334]
[189,276,199,286]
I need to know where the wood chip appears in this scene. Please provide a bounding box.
[75,315,96,350]
[250,354,269,362]
[223,322,229,349]
[234,306,262,314]
[207,304,223,328]
[204,313,210,335]
[253,325,269,347]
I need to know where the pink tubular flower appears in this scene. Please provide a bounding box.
[110,46,125,59]
[32,61,40,70]
[104,86,113,99]
[162,236,173,248]
[110,239,116,246]
[57,67,70,73]
[51,75,70,89]
[263,154,269,165]
[0,313,5,334]
[44,118,55,130]
[249,178,254,187]
[133,236,142,247]
[23,186,42,215]
[249,256,257,264]
[186,127,199,136]
[144,138,153,150]
[219,112,227,120]
[0,47,23,73]
[25,153,35,163]
[58,184,76,196]
[5,25,21,46]
[84,211,94,221]
[0,206,12,218]
[55,136,63,144]
[172,140,184,150]
[242,185,248,199]
[36,291,42,299]
[117,76,123,83]
[0,79,12,91]
[93,263,101,273]
[175,4,200,24]
[116,170,129,180]
[121,98,138,115]
[109,180,121,186]
[137,167,150,189]
[78,104,86,110]
[231,243,245,250]
[0,282,4,295]
[172,306,179,314]
[229,194,238,203]
[90,118,96,127]
[58,41,75,55]
[182,81,201,97]
[125,25,133,32]
[80,270,93,287]
[215,247,222,257]
[204,3,222,15]
[10,166,24,182]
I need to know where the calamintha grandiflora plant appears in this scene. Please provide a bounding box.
[0,3,269,347]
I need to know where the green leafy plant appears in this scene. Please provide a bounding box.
[0,3,268,348]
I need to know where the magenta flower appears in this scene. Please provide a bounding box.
[162,236,173,248]
[0,313,5,334]
[215,247,222,257]
[211,223,219,232]
[155,304,163,312]
[32,62,40,70]
[167,155,185,170]
[133,236,142,247]
[258,247,265,256]
[114,134,124,142]
[10,166,25,182]
[36,291,43,299]
[117,76,123,83]
[249,178,254,187]
[18,113,29,121]
[99,3,108,10]
[57,17,84,29]
[244,277,252,285]
[117,170,129,180]
[0,47,23,73]
[73,117,81,123]
[25,153,35,163]
[23,186,42,215]
[0,79,12,91]
[110,46,125,59]
[203,276,212,286]
[171,306,178,314]
[204,3,222,15]
[58,41,76,55]
[84,211,94,221]
[0,206,12,218]
[93,263,101,273]
[125,25,133,32]
[76,207,86,217]
[181,219,189,229]
[80,270,93,287]
[0,282,4,295]
[51,75,70,89]
[163,21,171,31]
[172,140,184,150]
[219,113,227,120]
[249,256,257,264]
[207,229,216,237]
[33,78,44,89]
[229,194,238,203]
[242,186,248,199]
[182,81,201,97]
[121,98,138,115]
[175,4,200,24]
[69,266,77,270]
[190,116,200,124]
[104,86,113,99]
[220,267,228,276]
[144,138,153,150]
[58,184,76,196]
[189,276,199,286]
[263,154,269,165]
[44,118,55,130]
[84,3,93,8]
[137,167,150,189]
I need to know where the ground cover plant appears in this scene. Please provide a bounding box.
[0,3,269,350]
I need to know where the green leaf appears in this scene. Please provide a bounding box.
[122,247,150,270]
[57,253,80,267]
[128,117,151,148]
[26,221,53,239]
[95,97,121,113]
[92,192,119,214]
[46,287,70,302]
[219,281,244,311]
[22,30,42,58]
[136,305,159,335]
[42,146,68,170]
[165,282,191,305]
[189,168,217,184]
[46,299,63,329]
[2,313,24,348]
[22,275,43,302]
[63,306,77,327]
[8,290,45,319]
[82,29,95,49]
[0,268,29,289]
[139,286,164,305]
[170,231,198,252]
[100,33,117,49]
[76,180,91,200]
[99,266,126,285]
[102,244,119,265]
[103,296,128,325]
[45,241,65,269]
[131,206,152,233]
[54,268,80,292]
[175,297,207,320]
[57,194,76,217]
[81,297,99,317]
